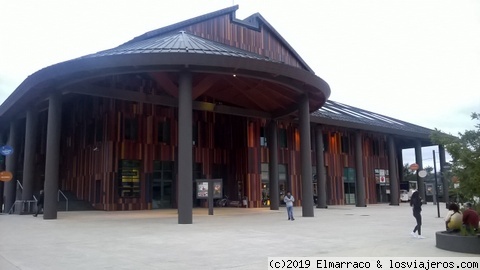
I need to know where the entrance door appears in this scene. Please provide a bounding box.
[152,179,172,209]
[343,167,356,205]
[152,161,174,209]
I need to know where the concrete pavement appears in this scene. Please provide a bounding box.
[0,203,477,270]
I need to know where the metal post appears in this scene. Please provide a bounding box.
[299,94,314,217]
[178,71,193,224]
[4,121,18,213]
[433,150,440,218]
[44,92,62,219]
[268,120,279,210]
[208,181,213,215]
[355,132,366,207]
[439,145,449,208]
[315,126,327,208]
[415,141,426,204]
[388,136,399,205]
[22,109,38,201]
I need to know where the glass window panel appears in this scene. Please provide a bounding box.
[163,172,173,180]
[118,159,141,197]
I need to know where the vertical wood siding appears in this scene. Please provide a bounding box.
[57,95,396,210]
[162,15,306,70]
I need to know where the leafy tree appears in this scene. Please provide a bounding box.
[431,112,480,202]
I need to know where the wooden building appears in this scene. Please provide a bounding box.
[0,6,447,223]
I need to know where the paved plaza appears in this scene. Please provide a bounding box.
[0,203,477,270]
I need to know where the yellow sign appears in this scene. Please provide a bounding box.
[0,171,13,182]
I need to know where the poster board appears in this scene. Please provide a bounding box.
[196,179,223,199]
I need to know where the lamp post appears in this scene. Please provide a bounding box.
[433,150,440,218]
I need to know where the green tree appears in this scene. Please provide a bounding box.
[431,112,480,202]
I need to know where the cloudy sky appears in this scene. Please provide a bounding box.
[1,0,479,167]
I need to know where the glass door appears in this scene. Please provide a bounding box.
[152,179,172,209]
[343,167,356,205]
[152,161,173,209]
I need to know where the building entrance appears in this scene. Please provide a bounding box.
[152,179,172,209]
[152,161,174,209]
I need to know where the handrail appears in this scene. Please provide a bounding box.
[16,180,24,190]
[6,180,23,214]
[58,190,68,211]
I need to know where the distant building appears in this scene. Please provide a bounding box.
[0,5,448,223]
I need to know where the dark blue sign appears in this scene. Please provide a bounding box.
[0,145,14,156]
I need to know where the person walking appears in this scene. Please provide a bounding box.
[33,190,44,217]
[284,191,295,221]
[410,190,424,238]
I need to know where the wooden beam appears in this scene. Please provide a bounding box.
[149,72,178,98]
[192,74,221,100]
[63,84,177,107]
[272,102,299,119]
[64,84,271,119]
[228,80,265,110]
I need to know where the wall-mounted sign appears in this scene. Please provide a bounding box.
[0,145,13,156]
[0,171,13,182]
[374,168,389,184]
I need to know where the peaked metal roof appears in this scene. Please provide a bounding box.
[311,100,434,140]
[82,31,279,62]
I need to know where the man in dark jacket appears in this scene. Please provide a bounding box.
[33,190,44,217]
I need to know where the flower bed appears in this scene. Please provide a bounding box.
[435,231,480,254]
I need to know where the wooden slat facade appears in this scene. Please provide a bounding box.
[24,94,398,210]
[162,14,306,70]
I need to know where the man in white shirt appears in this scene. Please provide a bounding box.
[284,192,295,221]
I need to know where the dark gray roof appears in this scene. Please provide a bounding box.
[311,100,433,140]
[82,31,279,62]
